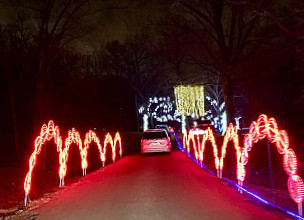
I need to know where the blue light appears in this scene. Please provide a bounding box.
[172,131,304,220]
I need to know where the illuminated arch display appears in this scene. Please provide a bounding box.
[182,114,304,208]
[183,124,238,177]
[114,132,123,159]
[238,114,304,208]
[201,128,220,173]
[83,130,105,175]
[24,120,122,206]
[219,124,241,178]
[24,121,65,203]
[63,128,83,183]
[182,132,196,158]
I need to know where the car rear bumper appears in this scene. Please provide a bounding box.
[141,146,171,153]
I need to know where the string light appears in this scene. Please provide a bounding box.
[104,133,115,162]
[183,123,240,178]
[63,128,83,183]
[24,121,64,206]
[138,96,181,130]
[83,130,104,175]
[239,114,304,211]
[201,128,220,172]
[174,85,204,116]
[182,114,304,213]
[220,124,241,178]
[173,131,304,219]
[204,95,226,132]
[23,120,122,206]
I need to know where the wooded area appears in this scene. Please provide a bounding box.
[0,0,303,154]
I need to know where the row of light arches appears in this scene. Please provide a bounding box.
[23,120,122,206]
[183,114,304,212]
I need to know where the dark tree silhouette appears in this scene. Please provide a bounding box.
[161,0,285,123]
[98,31,172,128]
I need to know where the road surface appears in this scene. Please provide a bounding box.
[14,151,290,220]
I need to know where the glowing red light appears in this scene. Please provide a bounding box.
[83,130,105,174]
[244,134,252,151]
[240,148,249,166]
[219,124,241,175]
[182,114,304,207]
[23,121,122,206]
[249,121,259,143]
[24,121,64,200]
[267,118,278,143]
[288,175,304,204]
[284,149,298,176]
[276,130,289,154]
[238,114,304,207]
[64,128,83,178]
[200,127,220,170]
[237,164,246,182]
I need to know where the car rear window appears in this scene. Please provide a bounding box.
[143,131,167,139]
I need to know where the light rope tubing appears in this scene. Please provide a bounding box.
[183,114,304,214]
[24,120,122,206]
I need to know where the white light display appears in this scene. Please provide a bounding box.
[221,111,227,135]
[235,117,242,130]
[138,96,181,129]
[182,115,186,133]
[143,114,148,131]
[204,95,227,134]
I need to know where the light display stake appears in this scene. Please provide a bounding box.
[182,114,304,214]
[181,115,186,133]
[143,114,148,131]
[23,120,122,206]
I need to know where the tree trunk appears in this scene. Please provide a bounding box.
[34,51,46,135]
[222,78,235,124]
[6,71,20,153]
[33,0,50,135]
[35,50,47,186]
[134,94,140,131]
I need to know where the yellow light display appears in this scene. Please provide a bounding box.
[174,85,204,116]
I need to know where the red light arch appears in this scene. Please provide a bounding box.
[238,114,304,206]
[199,128,220,171]
[63,128,83,182]
[24,121,122,206]
[83,130,105,175]
[183,114,304,207]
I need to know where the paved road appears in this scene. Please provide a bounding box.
[14,151,290,220]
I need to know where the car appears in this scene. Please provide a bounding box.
[155,124,170,133]
[141,129,171,153]
[189,126,206,135]
[189,120,215,135]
